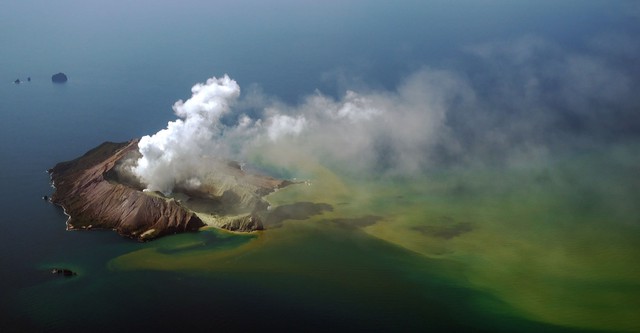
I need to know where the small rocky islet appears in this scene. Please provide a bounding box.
[50,268,77,277]
[51,72,68,83]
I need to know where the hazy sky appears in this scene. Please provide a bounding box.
[3,0,638,95]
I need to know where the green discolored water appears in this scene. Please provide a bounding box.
[2,2,638,331]
[3,140,637,332]
[60,142,636,332]
[360,144,640,332]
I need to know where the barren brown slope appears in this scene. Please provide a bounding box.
[49,139,204,241]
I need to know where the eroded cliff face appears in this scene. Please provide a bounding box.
[49,139,290,241]
[49,140,204,241]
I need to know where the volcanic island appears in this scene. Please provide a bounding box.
[48,139,293,241]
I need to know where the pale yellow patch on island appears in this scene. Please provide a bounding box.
[266,163,351,207]
[139,228,158,240]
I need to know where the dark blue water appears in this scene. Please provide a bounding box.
[2,1,638,332]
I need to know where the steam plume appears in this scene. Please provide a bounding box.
[133,35,639,193]
[133,75,240,193]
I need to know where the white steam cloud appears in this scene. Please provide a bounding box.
[134,75,240,193]
[133,70,462,194]
[132,35,638,193]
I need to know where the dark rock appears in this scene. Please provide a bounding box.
[51,72,68,83]
[220,214,264,231]
[27,77,31,82]
[14,79,20,84]
[51,268,77,277]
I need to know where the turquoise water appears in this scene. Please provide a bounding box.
[2,1,639,332]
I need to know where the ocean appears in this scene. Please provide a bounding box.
[1,1,639,332]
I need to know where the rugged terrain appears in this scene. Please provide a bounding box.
[49,139,290,241]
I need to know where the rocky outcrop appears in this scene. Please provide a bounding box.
[51,72,68,83]
[49,139,292,240]
[49,140,204,241]
[209,213,264,231]
[51,268,77,277]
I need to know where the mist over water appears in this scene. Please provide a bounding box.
[2,1,639,332]
[135,33,640,186]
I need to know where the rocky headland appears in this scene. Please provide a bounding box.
[49,139,291,241]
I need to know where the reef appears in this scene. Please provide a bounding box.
[49,139,290,241]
